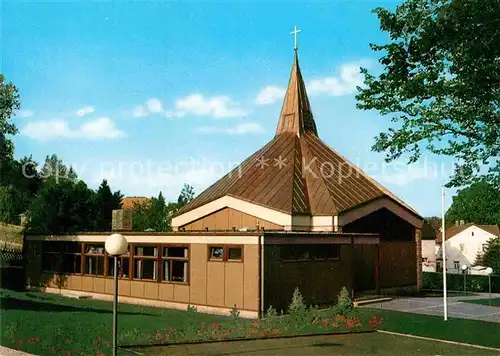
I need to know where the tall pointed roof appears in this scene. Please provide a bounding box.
[173,51,420,222]
[275,51,317,137]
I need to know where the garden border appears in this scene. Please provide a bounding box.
[121,329,376,349]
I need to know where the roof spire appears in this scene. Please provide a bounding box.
[275,27,317,137]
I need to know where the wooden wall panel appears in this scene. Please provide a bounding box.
[225,263,244,309]
[105,279,114,294]
[82,276,94,292]
[207,262,225,307]
[130,281,145,298]
[190,244,207,305]
[144,282,159,300]
[94,278,106,293]
[181,207,283,231]
[379,241,417,288]
[69,275,82,291]
[174,284,190,303]
[243,245,259,311]
[118,280,131,296]
[159,283,174,301]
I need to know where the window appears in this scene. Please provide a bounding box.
[134,246,158,280]
[107,248,130,278]
[482,244,488,252]
[471,231,475,236]
[280,244,341,261]
[42,242,82,274]
[209,246,224,261]
[228,247,242,261]
[454,261,460,270]
[162,247,188,283]
[84,244,105,276]
[436,261,441,270]
[208,246,243,262]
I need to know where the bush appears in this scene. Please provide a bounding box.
[422,272,499,293]
[336,287,353,315]
[229,304,240,318]
[288,287,308,323]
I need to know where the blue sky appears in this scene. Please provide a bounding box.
[3,0,456,216]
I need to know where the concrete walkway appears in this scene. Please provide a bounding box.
[0,346,36,356]
[364,292,500,323]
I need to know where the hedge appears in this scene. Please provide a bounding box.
[422,272,499,293]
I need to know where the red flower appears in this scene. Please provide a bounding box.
[15,340,23,348]
[27,337,40,344]
[211,322,219,329]
[332,322,339,328]
[346,320,355,328]
[260,331,266,337]
[251,321,260,328]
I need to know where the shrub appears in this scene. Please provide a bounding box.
[422,272,499,293]
[336,287,353,315]
[288,287,308,324]
[264,305,280,328]
[186,304,197,314]
[229,304,240,318]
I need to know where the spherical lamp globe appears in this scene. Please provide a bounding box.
[105,233,128,256]
[486,267,493,275]
[461,264,468,271]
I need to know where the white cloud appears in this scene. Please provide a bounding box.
[198,122,264,135]
[255,86,286,105]
[16,110,34,118]
[170,94,247,119]
[146,98,163,113]
[76,106,95,117]
[372,165,438,186]
[307,62,366,97]
[21,117,126,141]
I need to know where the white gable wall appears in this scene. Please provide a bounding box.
[422,239,437,272]
[436,226,496,273]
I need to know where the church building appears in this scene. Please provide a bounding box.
[24,45,423,318]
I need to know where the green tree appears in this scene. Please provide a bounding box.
[41,154,78,183]
[177,184,195,207]
[422,216,441,239]
[356,0,500,187]
[0,74,20,166]
[94,179,123,231]
[482,238,500,272]
[445,181,500,227]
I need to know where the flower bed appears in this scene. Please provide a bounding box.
[119,311,383,347]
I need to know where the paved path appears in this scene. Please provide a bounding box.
[0,346,36,356]
[364,293,500,323]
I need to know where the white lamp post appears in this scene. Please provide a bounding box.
[486,267,493,306]
[461,264,468,296]
[105,233,128,356]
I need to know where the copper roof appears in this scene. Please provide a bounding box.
[121,197,151,210]
[174,52,421,220]
[436,223,500,243]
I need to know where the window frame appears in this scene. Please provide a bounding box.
[207,244,244,263]
[42,241,83,275]
[106,248,131,279]
[161,244,190,284]
[132,243,160,281]
[83,243,106,277]
[454,261,460,270]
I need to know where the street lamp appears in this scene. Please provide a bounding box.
[105,233,128,356]
[486,267,493,306]
[461,264,468,296]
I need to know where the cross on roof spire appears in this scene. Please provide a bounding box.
[290,25,301,51]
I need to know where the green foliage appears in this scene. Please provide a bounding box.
[93,180,123,231]
[288,287,307,322]
[445,181,500,226]
[336,287,353,315]
[264,305,280,328]
[177,184,195,207]
[229,304,240,318]
[356,0,500,187]
[422,272,499,293]
[482,238,500,273]
[186,304,197,314]
[0,74,20,165]
[422,217,440,239]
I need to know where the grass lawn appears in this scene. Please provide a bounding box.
[459,298,500,307]
[136,332,498,355]
[363,308,500,348]
[1,289,499,355]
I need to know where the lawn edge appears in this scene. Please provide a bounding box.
[122,329,376,349]
[377,330,500,352]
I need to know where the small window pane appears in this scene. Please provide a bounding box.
[62,254,81,274]
[171,261,188,282]
[86,244,105,254]
[42,254,61,272]
[65,242,81,254]
[134,259,157,280]
[210,247,223,260]
[135,246,157,257]
[108,257,130,278]
[164,247,188,258]
[228,248,242,261]
[85,256,104,275]
[162,260,170,281]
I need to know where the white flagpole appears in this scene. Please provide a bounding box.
[441,186,448,321]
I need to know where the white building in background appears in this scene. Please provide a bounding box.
[422,239,438,272]
[436,222,499,274]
